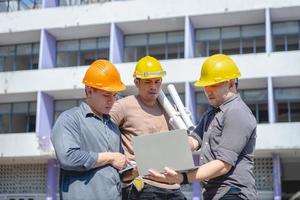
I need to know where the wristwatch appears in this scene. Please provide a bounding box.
[180,172,189,185]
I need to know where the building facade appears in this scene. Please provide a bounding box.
[0,0,300,199]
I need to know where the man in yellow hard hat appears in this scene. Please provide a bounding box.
[147,54,257,200]
[51,59,128,200]
[110,56,188,200]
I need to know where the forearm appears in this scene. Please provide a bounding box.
[193,160,232,181]
[94,152,113,168]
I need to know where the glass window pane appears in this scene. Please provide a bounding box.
[242,24,265,38]
[55,100,77,112]
[68,52,78,67]
[273,21,299,35]
[136,47,147,61]
[125,34,147,47]
[16,44,31,55]
[0,45,15,56]
[57,40,79,51]
[275,88,300,100]
[149,33,166,45]
[287,34,299,51]
[80,39,96,51]
[195,41,208,57]
[242,38,254,54]
[258,103,268,123]
[167,43,184,59]
[56,52,69,67]
[208,41,220,56]
[168,31,184,43]
[97,37,110,49]
[274,36,285,52]
[247,104,257,119]
[222,39,240,55]
[97,49,109,60]
[149,45,166,60]
[243,89,268,102]
[12,103,28,133]
[291,102,300,122]
[222,27,240,39]
[0,55,14,71]
[8,0,18,12]
[29,102,36,113]
[277,103,289,122]
[0,103,10,133]
[255,37,265,53]
[124,47,135,62]
[196,28,220,41]
[16,52,31,71]
[80,50,96,66]
[0,1,8,12]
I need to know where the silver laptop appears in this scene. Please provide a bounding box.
[132,129,197,176]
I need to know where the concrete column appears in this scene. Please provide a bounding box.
[46,159,58,200]
[36,92,56,199]
[184,16,195,59]
[185,82,202,200]
[39,30,56,69]
[110,23,124,63]
[265,8,272,53]
[268,76,276,123]
[272,154,282,200]
[43,0,58,8]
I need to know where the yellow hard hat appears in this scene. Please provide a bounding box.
[133,56,166,79]
[194,54,241,87]
[82,59,126,92]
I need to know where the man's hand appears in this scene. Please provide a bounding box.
[146,167,182,184]
[110,152,128,170]
[95,152,128,169]
[188,136,200,151]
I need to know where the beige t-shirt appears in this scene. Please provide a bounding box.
[110,95,179,189]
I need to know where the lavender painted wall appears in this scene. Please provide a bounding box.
[43,0,58,8]
[46,159,58,200]
[272,154,282,200]
[185,82,202,200]
[36,91,54,150]
[184,16,195,59]
[110,23,124,63]
[39,29,57,69]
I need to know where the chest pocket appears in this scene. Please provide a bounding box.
[208,116,223,146]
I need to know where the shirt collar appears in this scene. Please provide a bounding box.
[80,102,110,121]
[219,94,240,111]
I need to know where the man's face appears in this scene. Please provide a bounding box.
[135,78,162,102]
[204,81,230,108]
[86,87,117,115]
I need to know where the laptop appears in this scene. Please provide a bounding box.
[132,129,197,176]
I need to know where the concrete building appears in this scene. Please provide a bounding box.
[0,0,300,199]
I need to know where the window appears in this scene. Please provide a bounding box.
[195,24,265,57]
[0,0,42,12]
[275,88,300,122]
[196,89,268,123]
[272,21,300,52]
[0,43,39,72]
[56,37,109,67]
[195,92,209,122]
[54,99,84,122]
[58,0,110,6]
[124,31,184,62]
[240,89,268,123]
[0,102,36,133]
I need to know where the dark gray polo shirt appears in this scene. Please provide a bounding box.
[193,94,257,200]
[51,102,122,200]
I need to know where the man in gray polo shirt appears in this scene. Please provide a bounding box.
[148,54,257,200]
[51,59,128,200]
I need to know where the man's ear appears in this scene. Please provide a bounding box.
[85,86,93,96]
[134,79,139,87]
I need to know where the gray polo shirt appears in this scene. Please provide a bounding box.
[193,94,257,200]
[51,102,122,200]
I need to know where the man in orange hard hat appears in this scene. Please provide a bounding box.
[51,59,128,200]
[147,54,257,200]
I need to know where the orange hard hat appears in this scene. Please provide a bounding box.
[82,59,126,92]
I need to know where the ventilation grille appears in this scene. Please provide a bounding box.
[0,164,47,194]
[254,157,273,191]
